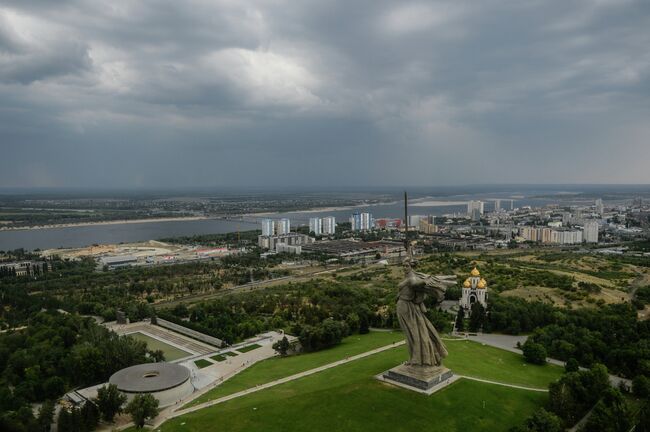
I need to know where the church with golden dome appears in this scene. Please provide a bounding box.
[459,266,489,313]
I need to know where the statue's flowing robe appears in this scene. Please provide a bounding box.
[396,271,448,366]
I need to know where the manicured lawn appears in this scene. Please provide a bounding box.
[160,344,549,432]
[224,351,238,357]
[194,359,213,369]
[445,340,563,388]
[237,343,262,353]
[211,354,227,362]
[189,332,560,407]
[188,331,404,406]
[127,332,192,361]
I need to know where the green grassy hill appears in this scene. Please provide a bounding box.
[144,332,562,432]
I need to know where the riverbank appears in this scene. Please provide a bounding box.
[0,216,211,232]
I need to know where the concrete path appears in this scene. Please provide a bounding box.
[154,338,554,428]
[457,375,548,392]
[462,332,632,389]
[149,340,408,428]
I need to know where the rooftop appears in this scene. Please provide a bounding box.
[109,362,190,393]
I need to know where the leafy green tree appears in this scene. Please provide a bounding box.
[455,308,465,332]
[511,408,563,432]
[565,358,580,373]
[96,384,127,423]
[149,349,165,362]
[125,393,159,429]
[36,400,55,432]
[637,400,650,432]
[522,340,547,365]
[42,376,65,400]
[525,409,562,432]
[548,364,611,427]
[359,313,370,334]
[468,302,486,332]
[272,336,290,356]
[634,375,650,398]
[581,387,632,432]
[80,402,99,431]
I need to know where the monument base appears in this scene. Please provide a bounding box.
[379,364,455,394]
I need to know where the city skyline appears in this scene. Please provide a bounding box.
[1,1,649,188]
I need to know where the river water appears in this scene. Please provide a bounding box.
[0,189,604,251]
[0,219,258,251]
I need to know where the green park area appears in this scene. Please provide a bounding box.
[237,343,262,353]
[443,340,562,388]
[189,331,560,408]
[158,334,558,432]
[194,359,213,369]
[189,330,404,406]
[127,332,192,361]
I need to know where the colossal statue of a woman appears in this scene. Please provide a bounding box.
[381,191,456,391]
[397,258,456,367]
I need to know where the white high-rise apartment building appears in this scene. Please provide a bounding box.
[467,200,484,216]
[309,217,322,235]
[261,219,274,236]
[584,221,599,243]
[276,218,291,235]
[595,199,604,216]
[360,212,372,231]
[322,216,336,235]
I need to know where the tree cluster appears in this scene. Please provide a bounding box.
[0,313,156,431]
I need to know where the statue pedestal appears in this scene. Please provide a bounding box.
[379,364,455,394]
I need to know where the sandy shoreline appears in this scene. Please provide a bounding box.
[0,216,212,232]
[1,197,471,231]
[410,200,468,207]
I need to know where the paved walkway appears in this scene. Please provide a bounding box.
[116,333,632,430]
[151,338,557,428]
[459,332,632,389]
[166,341,407,423]
[457,375,547,392]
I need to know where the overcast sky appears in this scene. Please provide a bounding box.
[0,0,649,189]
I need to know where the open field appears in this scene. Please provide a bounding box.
[189,331,405,406]
[158,340,554,432]
[453,249,648,308]
[127,332,192,361]
[444,340,562,388]
[188,332,561,408]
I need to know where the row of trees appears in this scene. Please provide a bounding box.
[165,279,395,345]
[511,364,636,432]
[527,303,647,377]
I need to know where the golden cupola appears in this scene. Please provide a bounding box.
[470,267,480,277]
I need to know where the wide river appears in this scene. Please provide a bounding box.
[0,219,258,251]
[0,191,594,251]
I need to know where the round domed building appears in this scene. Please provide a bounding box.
[109,362,194,407]
[459,267,488,314]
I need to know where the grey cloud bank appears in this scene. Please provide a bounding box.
[0,0,648,188]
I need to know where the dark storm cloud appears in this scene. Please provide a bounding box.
[0,0,649,187]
